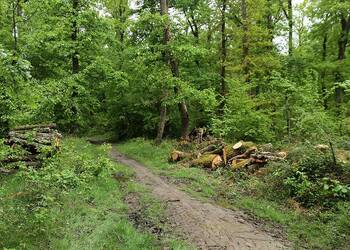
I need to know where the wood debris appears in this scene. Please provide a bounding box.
[0,124,62,172]
[169,136,287,173]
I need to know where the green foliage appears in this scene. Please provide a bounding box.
[212,80,274,142]
[0,138,189,249]
[118,139,350,249]
[0,46,32,136]
[264,145,350,208]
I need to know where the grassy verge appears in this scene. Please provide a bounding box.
[117,138,350,250]
[0,138,189,250]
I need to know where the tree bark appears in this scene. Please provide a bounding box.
[71,0,80,74]
[220,0,227,111]
[11,1,18,53]
[335,15,350,104]
[241,0,250,86]
[160,0,190,141]
[285,94,291,141]
[155,104,167,144]
[184,10,200,66]
[266,0,274,47]
[321,34,328,109]
[155,0,169,143]
[287,0,293,55]
[11,0,23,56]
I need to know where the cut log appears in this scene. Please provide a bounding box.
[233,141,243,150]
[191,154,223,170]
[13,124,57,131]
[231,146,257,160]
[5,137,44,153]
[223,144,240,160]
[169,150,192,162]
[315,144,330,152]
[251,151,287,161]
[0,155,37,164]
[223,147,227,165]
[204,144,225,155]
[231,159,251,170]
[233,141,256,152]
[199,142,224,154]
[336,150,350,163]
[0,167,17,175]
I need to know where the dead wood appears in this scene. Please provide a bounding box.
[191,154,223,170]
[169,150,193,162]
[13,123,57,131]
[231,147,257,160]
[0,167,17,175]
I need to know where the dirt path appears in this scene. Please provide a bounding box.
[110,147,290,250]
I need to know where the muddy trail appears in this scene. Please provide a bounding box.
[110,147,290,250]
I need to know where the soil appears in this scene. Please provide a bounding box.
[110,147,290,250]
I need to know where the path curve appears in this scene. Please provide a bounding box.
[110,147,290,250]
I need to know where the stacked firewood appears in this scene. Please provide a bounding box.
[169,139,287,172]
[0,124,62,171]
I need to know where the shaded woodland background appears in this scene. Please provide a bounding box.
[0,0,350,143]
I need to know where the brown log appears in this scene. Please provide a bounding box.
[5,137,44,149]
[169,150,192,162]
[231,158,251,170]
[204,143,225,155]
[8,131,61,144]
[190,154,223,170]
[199,143,223,154]
[223,147,227,165]
[13,124,57,131]
[0,167,17,175]
[233,141,256,152]
[231,146,257,160]
[0,155,37,164]
[224,145,239,160]
[251,151,286,161]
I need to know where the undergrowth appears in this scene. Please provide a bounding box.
[0,138,189,249]
[118,138,350,250]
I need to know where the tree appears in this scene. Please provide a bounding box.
[220,0,227,108]
[156,0,190,142]
[71,0,80,74]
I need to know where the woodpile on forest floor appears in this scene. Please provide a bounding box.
[169,136,287,173]
[0,124,62,173]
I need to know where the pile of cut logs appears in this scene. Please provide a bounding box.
[0,124,62,173]
[169,140,287,172]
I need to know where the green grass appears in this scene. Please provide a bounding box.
[0,138,190,250]
[117,138,350,250]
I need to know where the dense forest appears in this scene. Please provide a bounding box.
[0,0,349,142]
[1,0,350,249]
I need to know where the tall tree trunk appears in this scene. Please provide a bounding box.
[157,0,190,141]
[287,0,293,55]
[285,94,291,141]
[241,0,249,82]
[335,16,350,104]
[321,34,328,109]
[71,0,79,74]
[219,0,227,111]
[156,0,169,143]
[266,0,274,48]
[155,104,167,144]
[11,0,22,55]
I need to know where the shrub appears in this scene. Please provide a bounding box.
[264,145,350,208]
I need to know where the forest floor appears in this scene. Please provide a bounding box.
[110,146,290,249]
[117,138,350,250]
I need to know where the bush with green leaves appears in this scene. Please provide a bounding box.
[212,80,275,142]
[0,139,118,248]
[265,145,350,207]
